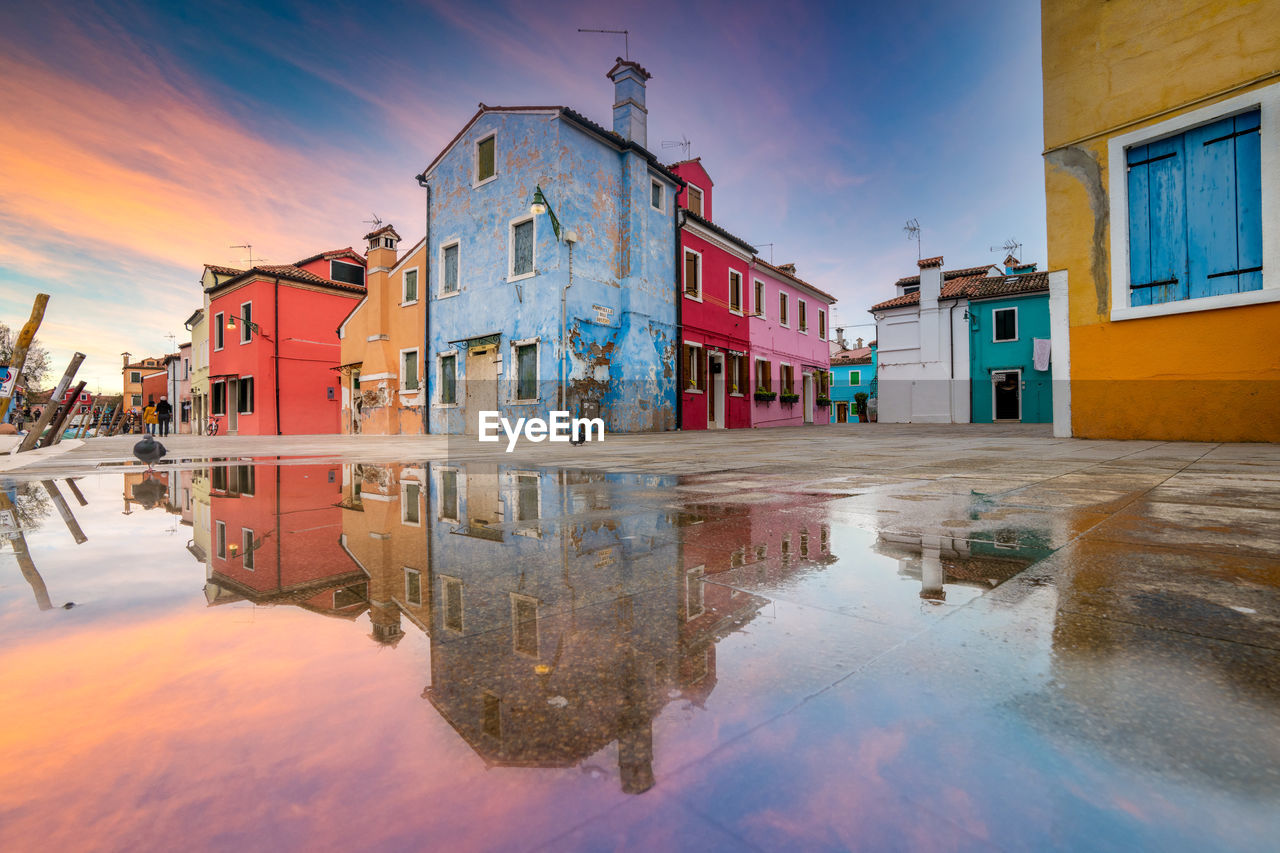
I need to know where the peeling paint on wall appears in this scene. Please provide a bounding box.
[1045,146,1110,315]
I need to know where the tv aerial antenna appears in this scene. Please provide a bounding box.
[988,237,1023,260]
[364,213,383,231]
[903,219,922,259]
[578,28,630,60]
[230,244,265,267]
[661,135,692,160]
[751,242,775,264]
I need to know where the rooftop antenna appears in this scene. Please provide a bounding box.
[230,244,258,267]
[578,28,630,60]
[165,333,177,352]
[751,242,775,264]
[988,237,1023,260]
[661,135,692,161]
[363,213,383,231]
[903,219,921,260]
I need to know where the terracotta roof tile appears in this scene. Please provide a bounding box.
[682,209,756,255]
[206,264,366,295]
[363,224,400,241]
[831,346,873,365]
[918,256,943,268]
[893,265,997,288]
[203,264,244,276]
[293,247,365,267]
[872,270,1047,311]
[606,57,652,80]
[752,256,837,303]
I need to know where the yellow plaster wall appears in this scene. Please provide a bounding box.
[1043,0,1280,441]
[339,240,427,434]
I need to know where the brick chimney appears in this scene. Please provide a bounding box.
[918,256,943,307]
[607,58,651,147]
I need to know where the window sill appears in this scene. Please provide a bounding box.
[434,402,460,409]
[512,398,539,404]
[473,175,498,189]
[685,388,704,395]
[507,271,536,283]
[729,392,745,397]
[729,308,743,316]
[1110,286,1280,321]
[400,300,419,307]
[993,337,1018,343]
[437,290,461,300]
[684,292,703,302]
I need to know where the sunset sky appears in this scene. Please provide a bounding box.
[0,0,1045,392]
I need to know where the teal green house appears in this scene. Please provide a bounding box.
[967,271,1052,423]
[828,335,875,423]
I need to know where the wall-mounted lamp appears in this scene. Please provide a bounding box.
[529,185,562,241]
[226,314,267,339]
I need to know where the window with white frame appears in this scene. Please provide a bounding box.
[684,343,704,391]
[686,184,704,217]
[818,310,826,340]
[237,376,254,414]
[405,568,421,606]
[213,313,224,350]
[992,308,1018,342]
[475,133,496,184]
[1109,85,1276,320]
[402,481,421,525]
[684,249,701,298]
[510,217,535,279]
[753,280,765,316]
[239,302,252,344]
[514,342,538,401]
[402,267,418,303]
[441,242,460,295]
[130,371,141,383]
[401,349,420,391]
[650,179,663,211]
[849,370,861,385]
[441,576,463,632]
[438,353,457,404]
[215,521,226,559]
[728,270,743,313]
[330,261,365,286]
[755,358,772,392]
[437,467,459,522]
[242,528,255,570]
[779,292,789,326]
[780,363,795,394]
[798,299,807,332]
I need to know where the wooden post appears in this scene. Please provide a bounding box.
[0,293,50,423]
[65,478,89,506]
[16,352,85,452]
[106,402,126,436]
[44,380,85,447]
[42,480,87,544]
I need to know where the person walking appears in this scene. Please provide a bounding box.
[143,399,158,435]
[155,396,173,437]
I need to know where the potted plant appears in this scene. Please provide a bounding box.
[854,392,869,422]
[754,390,777,402]
[779,392,800,405]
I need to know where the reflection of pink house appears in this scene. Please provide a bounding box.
[749,258,835,427]
[670,159,755,431]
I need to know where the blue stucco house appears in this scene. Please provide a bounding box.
[967,271,1053,423]
[828,335,876,423]
[416,59,682,435]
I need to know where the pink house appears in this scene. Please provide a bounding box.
[748,259,835,427]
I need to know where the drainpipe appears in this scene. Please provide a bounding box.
[274,277,281,435]
[947,300,958,424]
[560,239,574,411]
[417,174,432,434]
[674,207,684,431]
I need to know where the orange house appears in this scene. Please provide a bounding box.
[337,225,428,434]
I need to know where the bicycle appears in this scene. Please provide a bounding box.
[205,416,220,436]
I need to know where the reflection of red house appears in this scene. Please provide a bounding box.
[205,463,367,617]
[205,248,365,435]
[672,159,756,431]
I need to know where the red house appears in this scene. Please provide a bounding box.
[671,159,756,430]
[205,248,365,435]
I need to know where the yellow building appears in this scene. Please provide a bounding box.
[338,226,428,434]
[120,353,164,413]
[190,265,242,434]
[1042,0,1280,441]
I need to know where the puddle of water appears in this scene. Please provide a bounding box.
[0,462,1276,851]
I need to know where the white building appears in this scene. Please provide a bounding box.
[870,257,999,423]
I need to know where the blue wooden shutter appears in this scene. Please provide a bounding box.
[1185,111,1262,298]
[1236,110,1263,294]
[1127,135,1188,305]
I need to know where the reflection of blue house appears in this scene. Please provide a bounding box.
[968,267,1053,423]
[418,59,681,435]
[828,335,876,423]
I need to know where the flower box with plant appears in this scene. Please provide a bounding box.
[779,392,800,405]
[815,396,831,407]
[754,390,777,402]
